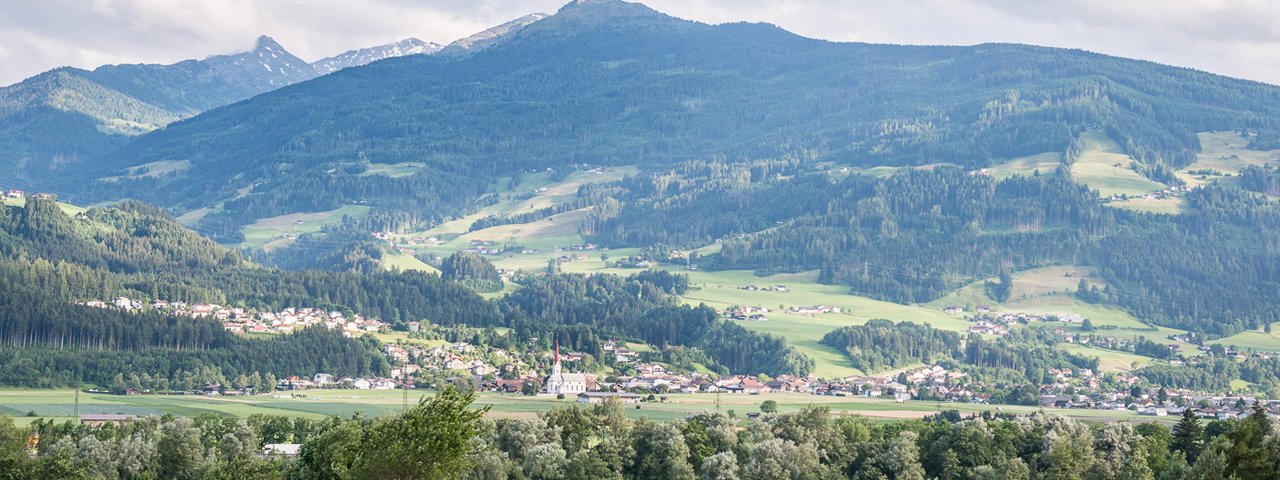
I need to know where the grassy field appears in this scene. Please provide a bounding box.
[1210,323,1280,351]
[986,152,1063,180]
[1176,131,1279,188]
[360,162,426,178]
[99,160,192,182]
[380,251,440,274]
[0,389,1147,427]
[239,205,372,250]
[1070,132,1167,197]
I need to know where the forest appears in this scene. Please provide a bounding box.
[583,163,1280,337]
[3,387,1279,480]
[0,198,812,388]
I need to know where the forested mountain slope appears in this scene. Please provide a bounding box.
[73,0,1280,234]
[0,36,318,184]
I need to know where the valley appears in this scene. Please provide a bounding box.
[4,1,1280,477]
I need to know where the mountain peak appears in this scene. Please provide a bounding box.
[311,38,444,74]
[254,35,284,52]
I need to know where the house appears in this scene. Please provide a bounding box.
[351,378,372,390]
[577,392,643,404]
[262,444,302,458]
[80,414,137,427]
[313,373,335,386]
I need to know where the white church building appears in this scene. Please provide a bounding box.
[544,340,587,395]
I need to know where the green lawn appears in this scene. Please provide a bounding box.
[238,205,372,249]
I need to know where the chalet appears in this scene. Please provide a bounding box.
[943,306,963,315]
[313,373,335,386]
[351,378,372,390]
[5,189,25,198]
[577,392,642,404]
[80,414,137,427]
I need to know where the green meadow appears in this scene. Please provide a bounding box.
[239,205,371,250]
[1070,132,1167,198]
[0,389,1146,427]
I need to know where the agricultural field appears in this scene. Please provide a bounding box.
[1069,132,1167,198]
[359,162,426,178]
[985,152,1063,180]
[239,205,371,250]
[0,389,1146,428]
[926,265,1199,356]
[1209,323,1280,352]
[380,251,440,274]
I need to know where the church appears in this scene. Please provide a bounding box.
[544,340,587,395]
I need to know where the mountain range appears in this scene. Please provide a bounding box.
[2,0,1280,340]
[0,12,552,186]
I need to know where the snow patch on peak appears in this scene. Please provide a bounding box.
[311,38,444,74]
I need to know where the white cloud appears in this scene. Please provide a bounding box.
[1,0,1279,86]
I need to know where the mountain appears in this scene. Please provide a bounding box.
[0,35,318,184]
[312,38,443,74]
[438,13,549,55]
[22,0,1280,338]
[81,0,1280,221]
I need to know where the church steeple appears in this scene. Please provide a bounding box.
[552,337,562,377]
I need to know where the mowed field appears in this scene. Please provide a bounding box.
[1070,131,1167,198]
[1210,323,1280,351]
[0,389,1148,428]
[239,205,372,250]
[985,152,1064,180]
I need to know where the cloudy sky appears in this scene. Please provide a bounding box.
[2,0,1279,86]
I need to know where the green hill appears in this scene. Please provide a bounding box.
[63,0,1280,236]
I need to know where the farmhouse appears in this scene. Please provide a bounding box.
[578,392,642,404]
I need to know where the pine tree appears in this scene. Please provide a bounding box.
[1171,408,1204,463]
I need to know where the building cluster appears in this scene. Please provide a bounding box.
[3,189,55,200]
[739,284,788,292]
[723,305,769,321]
[276,373,399,391]
[76,297,386,335]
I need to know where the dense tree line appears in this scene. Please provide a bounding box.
[820,320,963,373]
[500,272,812,376]
[0,328,386,389]
[6,388,1280,479]
[440,252,504,293]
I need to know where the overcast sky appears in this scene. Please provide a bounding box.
[2,0,1279,86]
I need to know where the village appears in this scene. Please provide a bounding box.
[70,294,1279,420]
[75,296,388,336]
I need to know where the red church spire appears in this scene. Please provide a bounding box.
[555,337,560,364]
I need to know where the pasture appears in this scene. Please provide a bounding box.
[360,162,425,178]
[1069,132,1167,197]
[985,152,1063,180]
[1210,323,1280,352]
[0,389,1145,427]
[239,205,371,249]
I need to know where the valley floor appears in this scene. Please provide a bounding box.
[0,388,1153,427]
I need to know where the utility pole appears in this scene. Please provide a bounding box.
[716,390,721,412]
[73,387,80,421]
